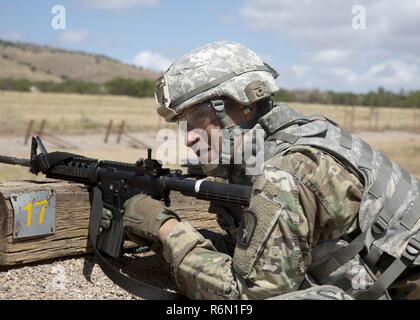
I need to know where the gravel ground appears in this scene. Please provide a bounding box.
[0,249,177,300]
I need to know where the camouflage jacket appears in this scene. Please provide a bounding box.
[162,145,364,299]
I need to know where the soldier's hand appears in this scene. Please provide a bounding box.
[98,208,113,235]
[122,194,181,243]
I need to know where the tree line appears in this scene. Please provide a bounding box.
[274,87,420,108]
[1,78,420,108]
[0,78,156,97]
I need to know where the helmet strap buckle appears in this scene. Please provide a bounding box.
[210,99,234,129]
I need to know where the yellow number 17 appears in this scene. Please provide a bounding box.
[22,199,48,226]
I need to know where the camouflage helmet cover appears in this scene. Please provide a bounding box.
[155,41,279,121]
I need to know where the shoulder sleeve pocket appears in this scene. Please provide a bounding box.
[233,176,285,279]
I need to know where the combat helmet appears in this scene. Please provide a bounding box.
[155,40,279,124]
[154,41,279,178]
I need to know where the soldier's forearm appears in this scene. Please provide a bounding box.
[176,247,241,299]
[158,218,179,241]
[161,221,241,299]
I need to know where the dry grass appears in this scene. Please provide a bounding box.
[0,92,419,180]
[1,92,418,137]
[0,91,176,136]
[363,136,420,178]
[0,55,62,82]
[291,103,420,132]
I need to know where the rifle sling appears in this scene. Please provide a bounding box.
[89,186,185,300]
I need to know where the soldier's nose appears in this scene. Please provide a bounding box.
[186,131,201,148]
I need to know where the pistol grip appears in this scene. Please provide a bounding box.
[97,211,124,258]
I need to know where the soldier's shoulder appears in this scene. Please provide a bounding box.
[264,145,362,188]
[265,145,327,176]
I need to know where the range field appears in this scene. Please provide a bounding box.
[0,91,419,300]
[0,91,419,180]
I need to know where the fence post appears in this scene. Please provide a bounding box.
[24,119,34,145]
[117,120,125,144]
[104,119,113,143]
[38,119,47,137]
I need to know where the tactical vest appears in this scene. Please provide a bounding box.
[255,103,420,299]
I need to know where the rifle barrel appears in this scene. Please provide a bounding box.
[0,155,31,167]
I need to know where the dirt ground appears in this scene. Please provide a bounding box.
[0,250,177,300]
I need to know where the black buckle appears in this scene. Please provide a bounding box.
[372,217,387,236]
[210,99,225,112]
[404,238,420,260]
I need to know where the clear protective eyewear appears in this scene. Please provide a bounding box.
[176,103,218,131]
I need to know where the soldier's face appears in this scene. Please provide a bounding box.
[178,100,257,164]
[178,104,222,164]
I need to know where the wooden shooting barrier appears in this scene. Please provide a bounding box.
[0,180,219,267]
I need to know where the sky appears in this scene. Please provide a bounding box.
[0,0,420,93]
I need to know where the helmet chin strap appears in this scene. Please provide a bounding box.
[201,98,272,178]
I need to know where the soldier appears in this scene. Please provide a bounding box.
[103,41,420,300]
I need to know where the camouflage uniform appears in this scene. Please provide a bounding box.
[161,140,363,299]
[153,41,420,300]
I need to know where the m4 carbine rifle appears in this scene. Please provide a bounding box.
[0,136,252,299]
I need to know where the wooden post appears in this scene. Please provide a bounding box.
[24,120,34,145]
[116,120,126,144]
[104,120,113,143]
[0,180,219,267]
[37,119,46,137]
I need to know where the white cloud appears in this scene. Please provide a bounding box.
[279,60,420,92]
[57,30,89,45]
[240,0,420,91]
[83,0,159,10]
[133,51,172,72]
[241,0,420,53]
[364,60,419,87]
[312,50,352,64]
